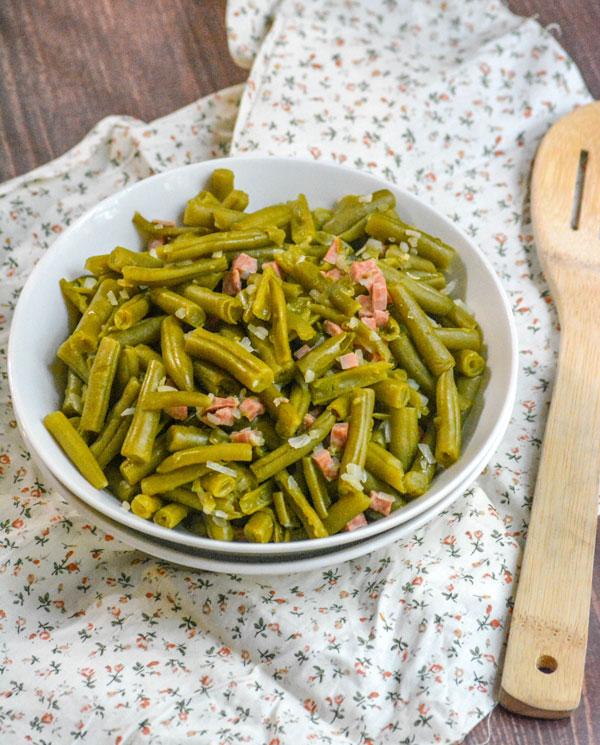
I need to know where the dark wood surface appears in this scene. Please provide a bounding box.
[1,1,598,743]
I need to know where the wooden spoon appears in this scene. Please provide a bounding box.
[499,101,600,718]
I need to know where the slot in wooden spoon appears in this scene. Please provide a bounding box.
[499,102,600,718]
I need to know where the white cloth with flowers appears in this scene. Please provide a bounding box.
[0,1,592,743]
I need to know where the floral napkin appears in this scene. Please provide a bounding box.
[0,1,593,743]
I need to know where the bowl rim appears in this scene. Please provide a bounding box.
[8,155,519,554]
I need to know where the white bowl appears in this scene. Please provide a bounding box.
[8,157,518,558]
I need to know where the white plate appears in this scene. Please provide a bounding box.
[8,157,518,558]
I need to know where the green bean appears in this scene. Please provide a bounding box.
[112,346,139,396]
[90,376,141,458]
[234,204,292,230]
[273,491,298,528]
[290,194,316,244]
[204,514,234,541]
[121,359,165,464]
[309,361,391,405]
[185,327,274,392]
[135,343,163,370]
[121,256,227,287]
[323,189,395,235]
[269,273,292,366]
[140,464,209,495]
[80,336,121,432]
[160,487,204,511]
[388,327,436,397]
[120,434,169,485]
[162,228,276,262]
[243,510,274,542]
[43,411,108,489]
[259,384,301,439]
[457,374,483,423]
[180,283,242,324]
[131,493,164,519]
[113,293,150,330]
[446,300,477,329]
[339,388,374,495]
[62,369,84,416]
[365,212,455,270]
[274,469,328,539]
[308,303,347,326]
[153,502,191,529]
[183,190,222,226]
[161,315,194,392]
[108,246,163,272]
[371,378,409,409]
[210,168,235,201]
[192,359,240,396]
[286,307,317,342]
[322,490,372,535]
[434,327,482,351]
[301,456,330,519]
[250,409,336,482]
[143,390,211,411]
[156,443,253,473]
[84,255,112,276]
[378,262,453,315]
[166,425,210,451]
[404,270,446,290]
[246,323,296,384]
[453,349,486,377]
[149,287,206,327]
[350,319,392,362]
[95,418,130,469]
[133,211,209,238]
[389,282,454,376]
[365,441,405,492]
[60,278,89,314]
[404,428,437,497]
[221,189,249,211]
[389,406,419,471]
[109,315,166,347]
[239,481,275,515]
[289,377,311,427]
[70,278,122,354]
[312,208,334,230]
[251,271,272,321]
[105,463,139,502]
[202,471,236,499]
[434,369,461,467]
[185,512,208,536]
[296,332,354,381]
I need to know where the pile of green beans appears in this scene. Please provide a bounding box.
[45,167,486,544]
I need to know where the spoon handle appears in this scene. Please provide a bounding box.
[499,299,600,718]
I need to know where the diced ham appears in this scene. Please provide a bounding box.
[231,428,264,446]
[373,309,389,327]
[303,413,316,429]
[345,513,368,531]
[206,396,239,412]
[165,405,188,420]
[262,261,284,279]
[361,315,378,332]
[295,344,311,359]
[232,252,258,279]
[240,397,265,421]
[371,277,388,311]
[311,448,339,481]
[222,268,242,295]
[323,237,341,264]
[321,268,343,281]
[349,258,383,290]
[369,490,395,516]
[206,407,238,427]
[339,352,359,370]
[357,294,372,311]
[324,320,344,336]
[330,422,349,450]
[152,219,175,226]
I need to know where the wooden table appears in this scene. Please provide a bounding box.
[1,1,598,742]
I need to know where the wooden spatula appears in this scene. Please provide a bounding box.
[499,101,600,718]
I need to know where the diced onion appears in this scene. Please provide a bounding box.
[206,461,237,476]
[418,443,436,464]
[289,434,312,449]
